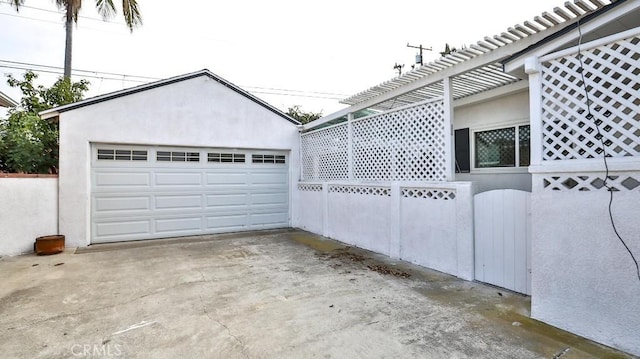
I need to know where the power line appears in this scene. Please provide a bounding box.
[0,1,124,24]
[0,61,345,100]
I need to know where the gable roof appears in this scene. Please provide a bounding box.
[39,69,300,125]
[0,91,17,108]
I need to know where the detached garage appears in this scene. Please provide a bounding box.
[40,69,301,247]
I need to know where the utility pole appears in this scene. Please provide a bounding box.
[407,43,432,66]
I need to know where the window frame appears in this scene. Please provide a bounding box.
[470,120,530,174]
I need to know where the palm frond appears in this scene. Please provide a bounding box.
[121,0,142,32]
[95,0,116,19]
[9,0,25,11]
[55,0,83,22]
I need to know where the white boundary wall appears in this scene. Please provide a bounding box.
[0,176,58,256]
[293,181,474,280]
[526,28,640,356]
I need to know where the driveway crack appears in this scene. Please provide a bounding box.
[198,292,248,359]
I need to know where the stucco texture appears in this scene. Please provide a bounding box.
[0,177,58,256]
[57,75,299,248]
[531,175,640,356]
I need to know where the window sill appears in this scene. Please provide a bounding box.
[469,167,530,175]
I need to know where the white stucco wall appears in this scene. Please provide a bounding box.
[531,172,640,356]
[58,75,300,248]
[454,89,532,193]
[0,177,58,256]
[294,182,475,281]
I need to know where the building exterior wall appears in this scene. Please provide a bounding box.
[530,172,640,356]
[454,90,532,193]
[0,176,58,256]
[58,75,299,248]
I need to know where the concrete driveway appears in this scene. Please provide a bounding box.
[0,229,632,358]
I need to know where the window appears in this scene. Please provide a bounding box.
[97,149,147,161]
[474,125,530,168]
[252,154,286,164]
[157,151,200,162]
[208,153,245,163]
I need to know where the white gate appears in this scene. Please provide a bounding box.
[474,189,531,295]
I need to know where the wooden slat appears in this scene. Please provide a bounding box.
[565,1,584,16]
[574,0,595,12]
[484,36,504,47]
[477,40,498,50]
[515,24,534,35]
[507,27,526,38]
[542,11,561,25]
[524,21,542,33]
[500,31,520,41]
[554,6,573,20]
[493,35,512,45]
[469,44,489,53]
[534,16,553,29]
[587,0,607,7]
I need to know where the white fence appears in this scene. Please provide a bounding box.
[0,176,59,256]
[294,181,474,280]
[529,27,640,356]
[301,98,448,182]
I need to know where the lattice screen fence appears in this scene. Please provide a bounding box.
[300,124,349,180]
[541,34,640,161]
[301,100,446,182]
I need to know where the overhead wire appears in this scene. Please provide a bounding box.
[576,19,640,283]
[0,60,346,100]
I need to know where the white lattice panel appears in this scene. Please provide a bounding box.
[542,173,640,192]
[301,124,348,180]
[401,188,456,200]
[541,35,640,161]
[328,185,391,197]
[352,101,447,181]
[298,183,323,192]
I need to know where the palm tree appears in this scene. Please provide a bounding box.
[9,0,142,79]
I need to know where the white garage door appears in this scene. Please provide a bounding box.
[91,144,289,243]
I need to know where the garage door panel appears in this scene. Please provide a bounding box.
[251,192,288,205]
[95,172,150,188]
[95,220,151,237]
[207,214,248,230]
[155,217,203,233]
[206,193,249,207]
[94,196,151,212]
[206,172,249,185]
[250,212,288,226]
[155,172,202,186]
[91,144,289,243]
[251,172,288,184]
[155,195,203,210]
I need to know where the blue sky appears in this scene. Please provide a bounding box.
[1,0,565,115]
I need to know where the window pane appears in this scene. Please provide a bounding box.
[172,152,186,161]
[97,149,114,160]
[475,127,516,168]
[519,125,530,167]
[157,151,171,161]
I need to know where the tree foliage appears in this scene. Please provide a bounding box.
[7,0,142,78]
[0,71,89,173]
[286,105,322,125]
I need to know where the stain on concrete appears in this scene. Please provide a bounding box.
[0,229,635,358]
